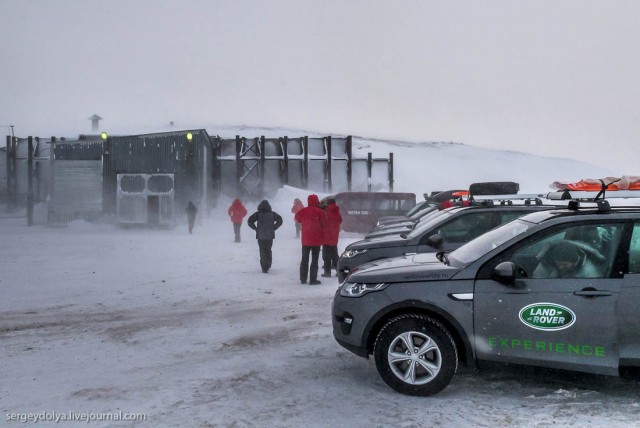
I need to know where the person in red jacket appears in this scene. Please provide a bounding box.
[321,198,342,277]
[294,194,327,285]
[291,198,304,238]
[227,198,248,242]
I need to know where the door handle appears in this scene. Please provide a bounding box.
[574,290,612,297]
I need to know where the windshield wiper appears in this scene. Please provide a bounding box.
[399,233,408,239]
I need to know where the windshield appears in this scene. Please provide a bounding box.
[408,205,438,221]
[406,200,434,217]
[446,219,534,266]
[406,210,452,239]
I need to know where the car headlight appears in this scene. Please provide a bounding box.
[340,282,389,297]
[341,248,368,258]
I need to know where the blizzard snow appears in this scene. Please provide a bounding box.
[1,140,639,427]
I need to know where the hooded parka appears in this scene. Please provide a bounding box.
[323,202,342,245]
[247,200,283,240]
[228,199,248,224]
[294,195,327,246]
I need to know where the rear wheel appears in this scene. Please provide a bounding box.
[374,314,458,396]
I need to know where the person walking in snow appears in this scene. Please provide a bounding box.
[247,200,283,273]
[321,198,342,278]
[186,201,198,234]
[291,198,304,238]
[228,198,248,242]
[294,194,327,285]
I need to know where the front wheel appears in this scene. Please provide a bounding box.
[374,314,458,396]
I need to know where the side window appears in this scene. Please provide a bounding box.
[500,211,529,225]
[439,212,496,243]
[629,223,640,273]
[375,198,395,211]
[480,222,625,279]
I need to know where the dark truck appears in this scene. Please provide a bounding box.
[321,192,416,233]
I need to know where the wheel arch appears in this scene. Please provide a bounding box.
[363,300,475,367]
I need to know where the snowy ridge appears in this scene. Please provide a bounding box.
[200,124,616,195]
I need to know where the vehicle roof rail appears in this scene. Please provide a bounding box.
[596,199,611,212]
[523,198,545,206]
[469,200,495,207]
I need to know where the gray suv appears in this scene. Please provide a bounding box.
[337,201,551,282]
[332,200,640,396]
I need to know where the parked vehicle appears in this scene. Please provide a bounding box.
[369,182,519,236]
[332,190,640,396]
[321,192,416,233]
[365,208,449,239]
[374,189,466,229]
[337,198,550,282]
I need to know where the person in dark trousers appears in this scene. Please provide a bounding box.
[294,194,327,285]
[321,198,342,277]
[228,198,248,242]
[247,200,283,273]
[291,198,304,238]
[186,201,198,234]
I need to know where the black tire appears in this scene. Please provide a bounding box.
[373,314,458,396]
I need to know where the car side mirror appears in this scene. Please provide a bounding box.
[492,261,517,286]
[426,233,443,249]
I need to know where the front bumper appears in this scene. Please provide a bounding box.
[331,288,393,358]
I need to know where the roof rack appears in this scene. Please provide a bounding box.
[472,194,558,208]
[546,189,640,200]
[429,180,640,212]
[546,179,640,213]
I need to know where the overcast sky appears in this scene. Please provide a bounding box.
[1,0,638,174]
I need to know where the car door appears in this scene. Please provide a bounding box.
[617,221,640,366]
[472,221,628,375]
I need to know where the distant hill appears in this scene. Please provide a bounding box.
[205,125,615,196]
[351,137,615,195]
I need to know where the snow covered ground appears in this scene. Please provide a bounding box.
[2,186,640,427]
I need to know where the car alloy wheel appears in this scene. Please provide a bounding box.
[387,330,442,385]
[374,314,457,396]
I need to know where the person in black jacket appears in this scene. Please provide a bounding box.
[186,201,198,234]
[247,200,283,273]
